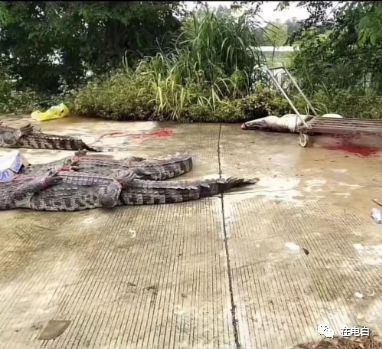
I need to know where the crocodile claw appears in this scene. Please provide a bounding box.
[116,170,137,187]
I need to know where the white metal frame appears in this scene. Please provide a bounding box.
[257,64,319,129]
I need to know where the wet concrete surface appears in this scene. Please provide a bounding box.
[1,115,382,348]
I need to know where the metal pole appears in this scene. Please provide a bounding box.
[263,66,309,128]
[282,64,319,117]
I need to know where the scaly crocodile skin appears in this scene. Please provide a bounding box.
[70,153,193,180]
[23,152,193,180]
[5,173,255,211]
[15,133,100,151]
[119,177,258,205]
[0,123,99,151]
[28,171,135,211]
[0,172,62,210]
[0,151,257,211]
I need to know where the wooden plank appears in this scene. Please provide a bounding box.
[310,122,382,129]
[313,118,382,122]
[306,126,381,133]
[310,121,382,129]
[308,121,382,127]
[300,117,382,136]
[309,120,382,127]
[312,117,382,123]
[309,117,382,124]
[309,125,382,132]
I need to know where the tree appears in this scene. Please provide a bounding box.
[263,22,288,65]
[290,2,382,94]
[264,22,288,47]
[0,1,182,93]
[284,17,301,36]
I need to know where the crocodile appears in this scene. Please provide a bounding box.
[69,152,193,180]
[0,172,62,210]
[0,171,257,211]
[0,122,100,151]
[0,149,256,211]
[241,114,343,133]
[241,114,312,133]
[22,152,193,180]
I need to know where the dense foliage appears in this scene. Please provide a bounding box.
[73,10,286,121]
[291,3,382,93]
[288,1,382,117]
[0,1,182,93]
[2,1,382,120]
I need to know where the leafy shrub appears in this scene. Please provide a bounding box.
[289,2,382,114]
[309,89,382,119]
[73,10,275,122]
[72,73,156,120]
[0,73,40,114]
[0,70,77,114]
[73,70,294,122]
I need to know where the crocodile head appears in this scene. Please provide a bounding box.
[241,116,282,130]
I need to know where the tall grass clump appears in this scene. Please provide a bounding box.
[176,11,262,94]
[73,10,289,122]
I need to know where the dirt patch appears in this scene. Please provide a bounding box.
[292,336,382,348]
[292,337,382,349]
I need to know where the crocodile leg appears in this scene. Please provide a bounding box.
[29,172,123,211]
[97,181,123,208]
[10,172,63,209]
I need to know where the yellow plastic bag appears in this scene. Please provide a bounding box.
[31,103,70,121]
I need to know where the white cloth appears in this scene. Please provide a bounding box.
[0,151,28,182]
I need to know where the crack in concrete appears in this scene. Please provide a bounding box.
[217,123,241,349]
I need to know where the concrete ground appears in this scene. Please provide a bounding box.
[1,116,382,349]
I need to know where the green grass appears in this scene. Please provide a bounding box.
[73,10,273,121]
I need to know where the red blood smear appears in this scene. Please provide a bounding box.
[149,129,175,138]
[325,144,379,157]
[128,129,175,140]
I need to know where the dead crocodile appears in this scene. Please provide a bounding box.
[241,114,344,133]
[69,153,193,180]
[0,123,100,151]
[241,114,312,133]
[22,152,193,180]
[0,171,256,211]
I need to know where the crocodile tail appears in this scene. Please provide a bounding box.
[201,177,258,197]
[132,154,193,180]
[120,177,257,205]
[53,137,101,152]
[81,143,102,152]
[16,134,101,151]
